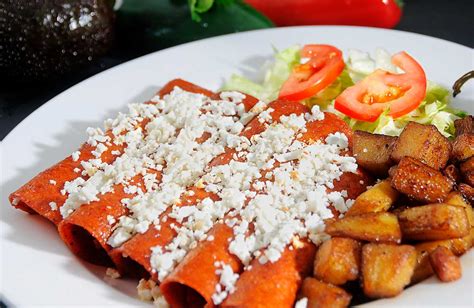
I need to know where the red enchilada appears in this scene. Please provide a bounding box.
[9,78,368,306]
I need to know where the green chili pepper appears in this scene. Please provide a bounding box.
[116,0,273,55]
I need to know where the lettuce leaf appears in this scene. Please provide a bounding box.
[222,45,300,102]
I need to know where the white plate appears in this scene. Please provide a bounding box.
[1,26,473,307]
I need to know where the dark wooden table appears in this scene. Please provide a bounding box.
[0,0,472,141]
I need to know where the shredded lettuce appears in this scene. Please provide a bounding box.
[222,46,300,102]
[223,46,466,138]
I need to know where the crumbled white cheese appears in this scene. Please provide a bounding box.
[49,180,57,185]
[211,262,239,305]
[325,132,349,148]
[58,87,262,248]
[92,143,108,158]
[305,105,325,122]
[295,297,308,308]
[48,202,57,211]
[105,267,121,279]
[257,108,274,124]
[240,101,267,125]
[71,151,81,162]
[106,215,116,225]
[149,106,359,280]
[11,198,19,206]
[137,279,169,307]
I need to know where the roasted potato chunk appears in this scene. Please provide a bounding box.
[390,122,451,170]
[411,250,434,284]
[411,236,472,283]
[391,157,453,203]
[353,131,397,176]
[451,233,474,254]
[325,213,401,243]
[454,115,473,136]
[446,192,474,227]
[419,236,472,257]
[398,203,469,241]
[452,134,474,162]
[429,246,462,282]
[346,180,399,216]
[313,237,361,285]
[459,183,474,203]
[460,157,474,186]
[470,228,474,247]
[443,164,462,185]
[361,243,416,298]
[301,278,351,308]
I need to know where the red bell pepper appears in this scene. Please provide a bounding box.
[244,0,403,28]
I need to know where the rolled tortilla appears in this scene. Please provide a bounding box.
[57,80,259,265]
[221,240,316,308]
[109,100,308,276]
[8,79,206,226]
[160,112,369,307]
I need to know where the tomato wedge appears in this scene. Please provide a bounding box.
[279,44,345,101]
[335,52,427,122]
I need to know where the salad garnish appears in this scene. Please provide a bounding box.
[223,46,467,138]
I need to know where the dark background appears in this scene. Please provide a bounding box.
[0,0,473,141]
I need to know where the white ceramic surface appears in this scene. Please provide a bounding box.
[1,26,473,307]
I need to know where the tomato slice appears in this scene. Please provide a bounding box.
[335,52,427,122]
[279,44,345,101]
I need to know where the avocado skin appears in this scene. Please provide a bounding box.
[0,0,114,83]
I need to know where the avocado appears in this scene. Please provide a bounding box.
[0,0,115,83]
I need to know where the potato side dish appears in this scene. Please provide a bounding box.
[299,116,473,306]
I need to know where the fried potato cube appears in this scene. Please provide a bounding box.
[452,134,474,162]
[460,157,474,186]
[454,115,474,136]
[411,251,434,284]
[301,278,351,308]
[398,203,469,241]
[419,236,472,257]
[391,157,453,203]
[390,122,451,170]
[346,180,399,216]
[361,243,416,298]
[451,233,474,254]
[470,228,474,247]
[353,131,397,176]
[313,237,361,285]
[459,183,474,203]
[429,246,462,282]
[325,212,401,243]
[446,192,474,227]
[411,236,472,284]
[443,164,462,184]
